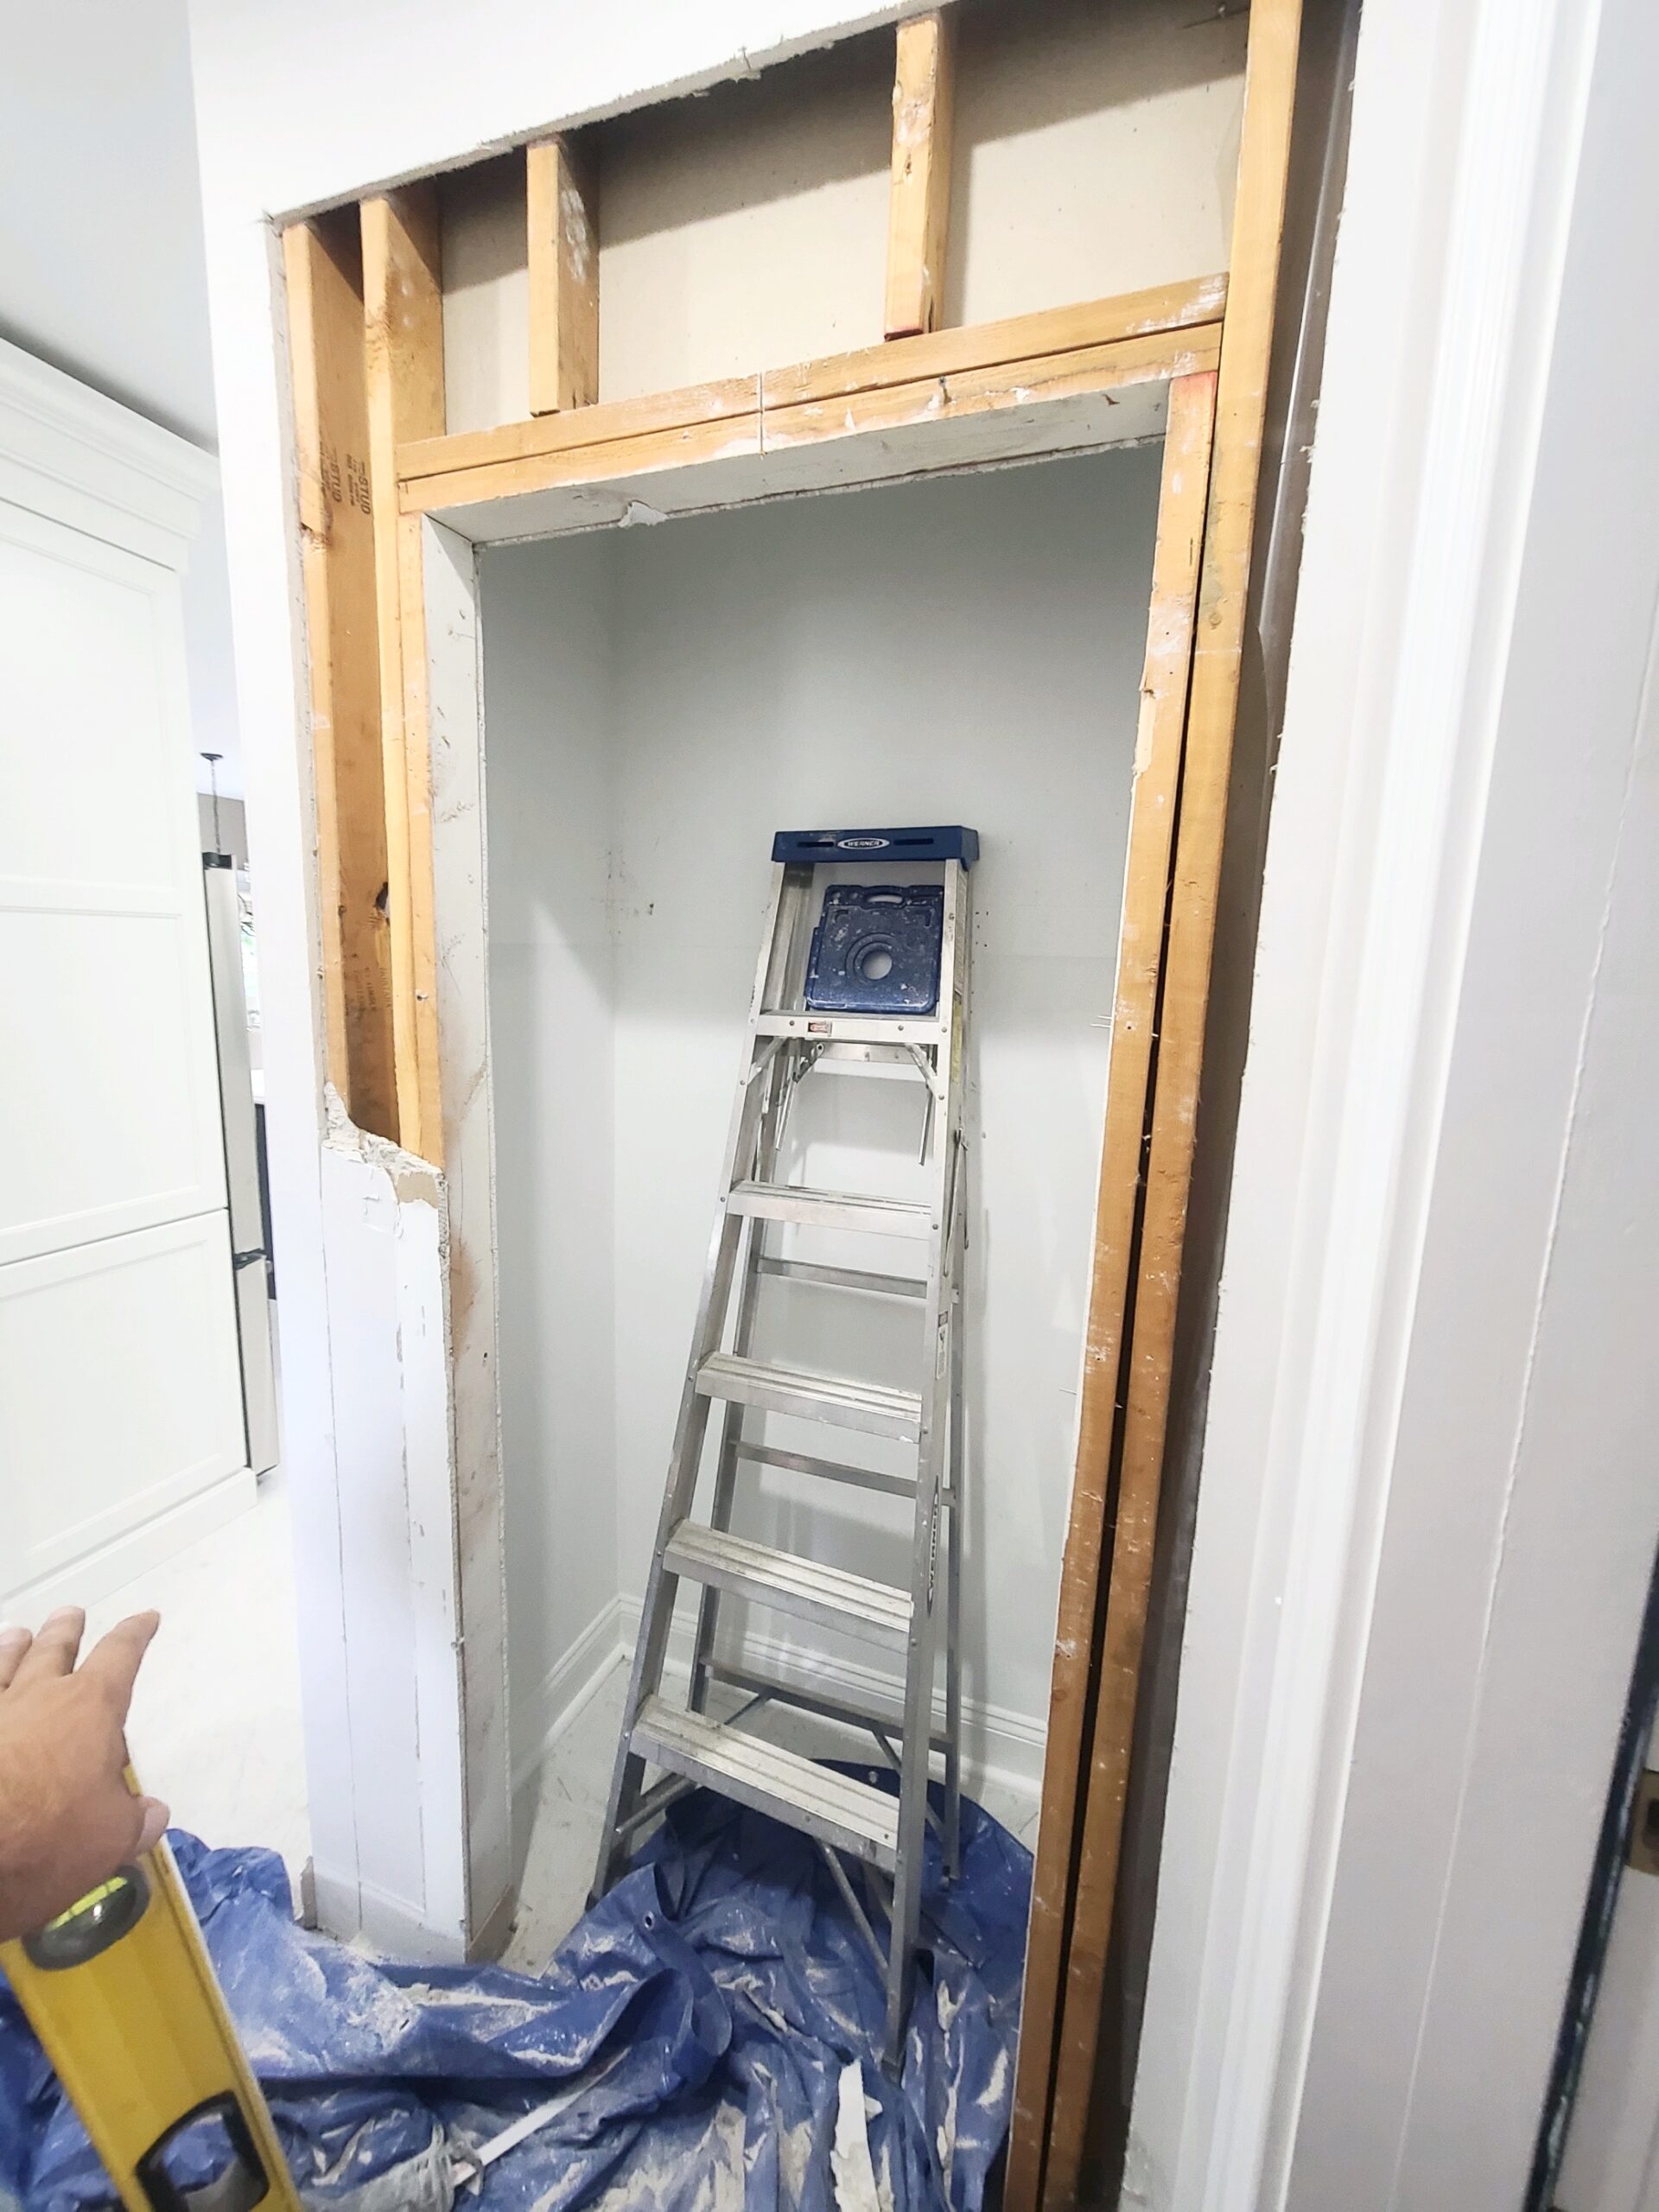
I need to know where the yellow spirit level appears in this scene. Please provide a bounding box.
[0,1808,301,2211]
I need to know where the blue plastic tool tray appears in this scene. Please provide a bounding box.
[804,882,945,1014]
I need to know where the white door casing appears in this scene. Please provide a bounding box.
[1130,0,1659,2204]
[0,340,251,1614]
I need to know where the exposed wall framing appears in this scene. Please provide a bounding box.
[1007,3,1306,2202]
[283,211,397,1141]
[278,0,1306,2164]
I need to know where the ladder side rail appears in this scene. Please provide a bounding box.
[753,861,797,1016]
[772,861,817,1012]
[594,880,792,1893]
[882,856,970,2062]
[688,1045,796,1712]
[943,855,974,1878]
[944,1160,966,1880]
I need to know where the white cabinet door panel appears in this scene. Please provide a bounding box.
[0,338,251,1613]
[0,508,187,888]
[0,506,227,1268]
[0,1213,246,1591]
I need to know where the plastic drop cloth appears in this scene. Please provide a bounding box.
[0,1774,1029,2212]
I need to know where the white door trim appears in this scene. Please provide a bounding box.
[0,339,217,563]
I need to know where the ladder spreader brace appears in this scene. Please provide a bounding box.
[592,825,977,2071]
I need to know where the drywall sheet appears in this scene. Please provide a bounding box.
[436,0,1244,431]
[480,445,1161,1788]
[317,1122,468,1956]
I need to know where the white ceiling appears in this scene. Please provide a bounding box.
[0,0,243,790]
[0,0,218,446]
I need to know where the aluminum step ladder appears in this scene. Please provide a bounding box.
[593,824,977,2070]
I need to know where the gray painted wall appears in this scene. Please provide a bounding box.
[480,446,1161,1782]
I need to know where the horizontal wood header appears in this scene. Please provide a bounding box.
[396,273,1227,518]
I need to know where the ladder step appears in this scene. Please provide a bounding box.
[753,1012,947,1047]
[728,1183,933,1238]
[630,1696,899,1868]
[664,1522,912,1647]
[696,1353,923,1440]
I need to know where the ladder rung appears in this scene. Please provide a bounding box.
[630,1696,899,1867]
[757,1255,925,1299]
[728,1183,933,1237]
[664,1522,912,1648]
[753,1012,947,1047]
[697,1352,923,1440]
[734,1440,916,1500]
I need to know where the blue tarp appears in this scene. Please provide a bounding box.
[0,1774,1029,2211]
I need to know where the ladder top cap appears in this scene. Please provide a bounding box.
[772,825,979,868]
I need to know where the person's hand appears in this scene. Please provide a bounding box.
[0,1607,168,1943]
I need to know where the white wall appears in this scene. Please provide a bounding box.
[480,540,621,1781]
[480,445,1160,1783]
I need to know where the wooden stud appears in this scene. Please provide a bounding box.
[399,373,760,492]
[527,135,600,416]
[885,10,957,340]
[769,272,1226,411]
[394,510,444,1167]
[396,276,1225,493]
[283,213,398,1142]
[400,275,1238,502]
[762,327,1222,453]
[400,408,764,520]
[1022,0,1308,2202]
[361,186,446,1164]
[1001,367,1218,2212]
[397,321,1220,519]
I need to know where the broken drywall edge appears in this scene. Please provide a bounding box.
[322,1080,447,1212]
[266,10,904,225]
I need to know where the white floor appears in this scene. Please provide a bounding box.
[81,1464,313,1885]
[80,1468,1041,1970]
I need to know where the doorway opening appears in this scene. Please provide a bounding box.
[477,445,1161,1953]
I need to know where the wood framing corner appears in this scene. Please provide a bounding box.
[885,9,957,340]
[527,134,600,416]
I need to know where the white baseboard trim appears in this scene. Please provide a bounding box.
[511,1596,632,1789]
[354,1875,467,1966]
[634,1596,1046,1795]
[515,1592,1048,1808]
